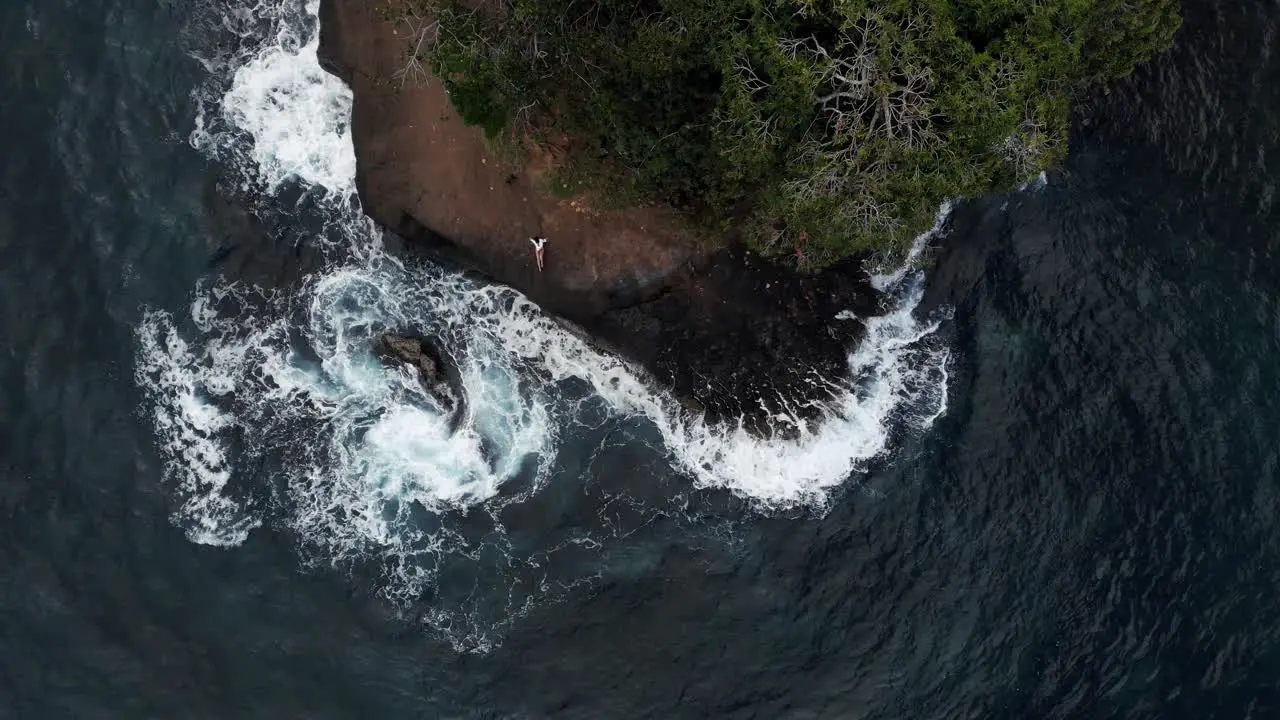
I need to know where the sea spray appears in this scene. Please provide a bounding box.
[188,0,355,198]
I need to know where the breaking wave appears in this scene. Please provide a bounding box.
[136,0,951,649]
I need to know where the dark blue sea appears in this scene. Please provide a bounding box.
[2,0,1279,717]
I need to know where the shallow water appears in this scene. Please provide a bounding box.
[2,0,1279,717]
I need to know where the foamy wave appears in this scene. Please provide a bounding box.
[868,201,953,292]
[222,34,355,193]
[191,0,354,196]
[137,257,553,529]
[135,302,263,547]
[463,210,953,508]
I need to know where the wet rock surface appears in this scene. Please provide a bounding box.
[377,332,461,415]
[587,246,884,430]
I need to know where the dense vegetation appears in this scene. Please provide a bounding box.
[394,0,1180,266]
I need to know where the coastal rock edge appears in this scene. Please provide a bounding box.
[317,0,887,426]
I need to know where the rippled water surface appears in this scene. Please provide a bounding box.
[2,0,1279,717]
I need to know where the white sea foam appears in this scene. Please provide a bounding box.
[135,248,566,649]
[135,301,262,547]
[142,0,954,648]
[867,201,953,293]
[137,254,555,537]
[448,214,953,508]
[190,0,354,197]
[1020,171,1050,192]
[221,32,355,193]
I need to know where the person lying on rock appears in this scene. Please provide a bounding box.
[529,235,545,271]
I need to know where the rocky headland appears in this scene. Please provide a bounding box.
[317,0,887,426]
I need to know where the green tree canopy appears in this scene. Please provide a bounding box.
[406,0,1180,265]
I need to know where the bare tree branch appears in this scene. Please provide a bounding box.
[997,103,1060,179]
[782,20,937,156]
[391,6,440,89]
[733,60,771,96]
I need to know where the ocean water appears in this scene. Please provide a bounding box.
[1,0,1278,717]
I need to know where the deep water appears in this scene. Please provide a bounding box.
[2,0,1280,718]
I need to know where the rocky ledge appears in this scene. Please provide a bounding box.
[318,0,888,427]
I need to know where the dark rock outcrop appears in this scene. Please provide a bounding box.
[582,246,881,429]
[377,332,462,416]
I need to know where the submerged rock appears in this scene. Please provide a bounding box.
[377,332,461,416]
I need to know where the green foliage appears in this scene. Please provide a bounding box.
[540,154,644,210]
[405,0,1180,265]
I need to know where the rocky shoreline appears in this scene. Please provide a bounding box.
[317,0,891,426]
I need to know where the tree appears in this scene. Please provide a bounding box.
[400,0,1181,265]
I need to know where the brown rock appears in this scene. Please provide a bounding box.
[318,0,700,318]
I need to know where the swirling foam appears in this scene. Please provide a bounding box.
[137,248,565,649]
[188,0,355,197]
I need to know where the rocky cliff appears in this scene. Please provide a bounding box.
[317,0,887,426]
